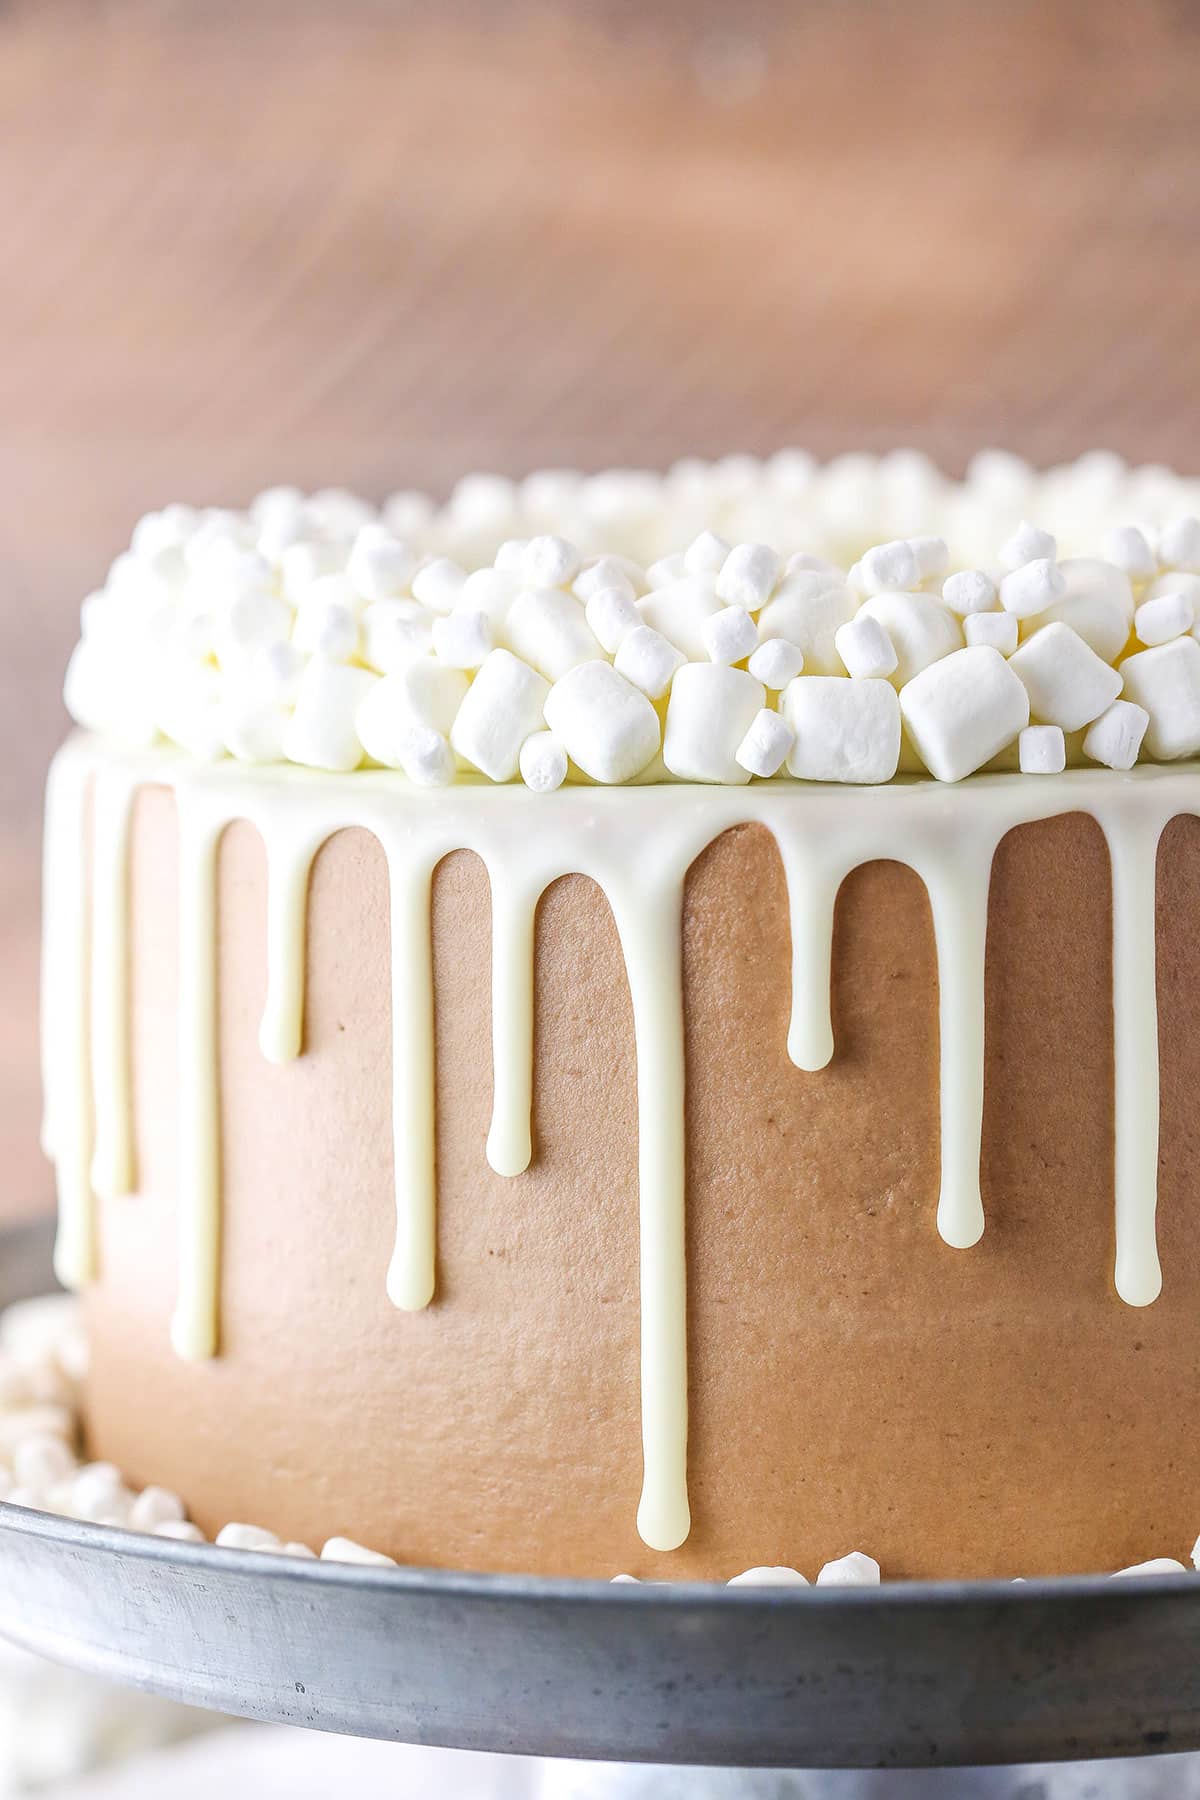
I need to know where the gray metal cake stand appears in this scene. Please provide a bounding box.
[2,1219,1200,1771]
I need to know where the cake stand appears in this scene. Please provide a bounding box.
[2,1220,1200,1772]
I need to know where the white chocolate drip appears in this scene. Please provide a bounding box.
[41,740,1191,1550]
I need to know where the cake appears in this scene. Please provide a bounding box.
[38,449,1200,1581]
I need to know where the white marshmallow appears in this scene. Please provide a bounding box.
[521,534,581,589]
[458,566,522,633]
[130,1486,187,1531]
[735,708,794,778]
[1035,558,1135,663]
[1119,637,1200,759]
[702,604,758,665]
[683,529,731,575]
[1158,516,1200,572]
[1149,570,1200,606]
[213,589,292,668]
[573,555,639,604]
[280,537,345,603]
[748,637,805,688]
[283,659,378,772]
[1112,1559,1188,1578]
[909,536,950,582]
[857,539,919,595]
[1102,525,1156,579]
[383,490,434,537]
[857,591,962,685]
[543,661,660,785]
[963,612,1018,655]
[663,664,765,784]
[727,1566,809,1587]
[999,520,1056,570]
[783,675,901,785]
[1136,590,1194,647]
[12,1433,75,1494]
[450,649,549,782]
[1018,724,1066,774]
[639,575,724,661]
[519,731,569,793]
[361,599,434,671]
[398,727,456,787]
[716,542,780,610]
[585,584,641,654]
[347,525,415,600]
[786,552,844,582]
[816,1551,881,1587]
[155,1520,206,1543]
[216,1522,281,1552]
[411,556,467,616]
[1008,621,1123,731]
[835,614,898,680]
[293,576,360,661]
[646,552,687,589]
[1083,699,1150,771]
[614,625,687,701]
[321,1536,398,1567]
[69,1462,126,1520]
[757,580,858,677]
[999,558,1066,618]
[356,658,469,768]
[494,538,528,573]
[506,587,603,680]
[432,609,492,669]
[941,569,997,616]
[899,646,1029,782]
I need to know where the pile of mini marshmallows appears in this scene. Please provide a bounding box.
[62,451,1200,788]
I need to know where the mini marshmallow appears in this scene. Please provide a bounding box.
[1111,1559,1188,1578]
[411,556,467,616]
[941,569,997,616]
[506,588,603,681]
[757,580,858,677]
[573,555,639,604]
[1136,589,1194,647]
[999,519,1057,570]
[909,535,950,582]
[1019,724,1066,774]
[1149,571,1200,607]
[963,612,1018,655]
[321,1537,399,1567]
[356,659,469,767]
[292,581,359,662]
[12,1433,75,1494]
[432,609,492,669]
[398,727,455,788]
[361,599,434,671]
[900,646,1029,782]
[521,534,582,589]
[155,1520,206,1543]
[1118,637,1200,760]
[280,537,345,603]
[663,664,765,784]
[1082,699,1150,770]
[857,539,920,596]
[450,648,549,782]
[216,1522,281,1552]
[999,558,1066,619]
[727,1566,809,1587]
[130,1486,187,1531]
[783,675,901,784]
[816,1551,881,1587]
[1102,524,1156,579]
[857,592,962,685]
[543,661,660,785]
[283,659,378,772]
[646,552,687,589]
[1036,558,1135,663]
[702,605,758,665]
[1158,516,1200,572]
[69,1462,126,1519]
[213,589,293,667]
[716,542,780,610]
[683,529,732,575]
[1008,621,1123,732]
[747,637,805,689]
[494,538,528,573]
[585,584,641,654]
[458,566,522,632]
[735,708,795,778]
[835,614,898,680]
[383,490,434,537]
[519,731,569,793]
[347,524,415,600]
[614,625,687,701]
[786,552,844,582]
[639,575,724,661]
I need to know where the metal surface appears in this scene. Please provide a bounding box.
[3,1219,1200,1770]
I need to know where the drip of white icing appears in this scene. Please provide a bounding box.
[41,739,1192,1551]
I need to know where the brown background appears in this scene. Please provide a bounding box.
[4,0,1200,1216]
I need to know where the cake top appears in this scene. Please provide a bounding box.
[64,449,1200,788]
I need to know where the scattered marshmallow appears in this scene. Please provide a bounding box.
[411,556,467,616]
[1159,516,1200,572]
[1008,621,1124,732]
[783,675,901,785]
[727,1567,809,1587]
[12,1434,75,1493]
[155,1520,206,1543]
[663,664,765,784]
[1083,699,1150,771]
[857,592,962,685]
[521,535,582,589]
[573,555,639,604]
[215,1522,281,1552]
[1018,724,1067,775]
[999,558,1066,619]
[1037,558,1135,663]
[757,581,858,677]
[963,613,1017,656]
[816,1552,881,1587]
[543,660,661,785]
[835,614,898,680]
[450,649,549,782]
[857,539,919,595]
[1111,1559,1188,1578]
[361,599,434,671]
[909,536,950,582]
[1102,525,1156,580]
[702,605,759,665]
[900,646,1029,782]
[585,584,641,655]
[748,637,805,688]
[683,530,731,576]
[506,588,604,681]
[735,708,795,779]
[347,525,415,600]
[639,575,724,661]
[1136,589,1194,647]
[431,609,492,670]
[283,659,377,773]
[999,520,1056,570]
[1118,638,1200,760]
[716,543,780,610]
[614,625,688,701]
[321,1537,399,1567]
[941,569,997,617]
[519,731,569,793]
[130,1486,187,1531]
[646,552,687,589]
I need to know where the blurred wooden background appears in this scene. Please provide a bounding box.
[3,0,1200,1216]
